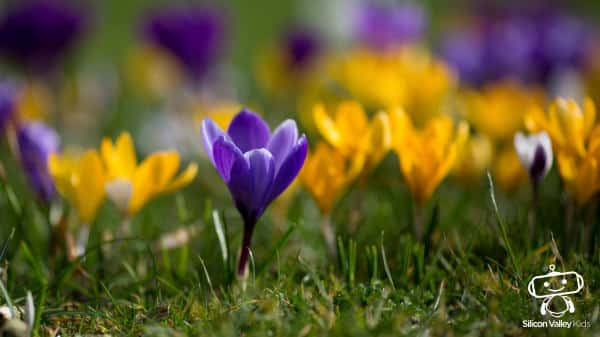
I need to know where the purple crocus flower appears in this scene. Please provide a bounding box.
[283,28,321,71]
[0,0,86,73]
[201,109,308,276]
[0,82,16,133]
[17,122,59,202]
[143,6,226,80]
[355,3,426,50]
[439,8,594,86]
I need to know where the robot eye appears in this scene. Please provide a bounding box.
[544,282,549,287]
[561,279,567,284]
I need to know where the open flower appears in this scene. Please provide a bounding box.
[17,122,59,202]
[514,132,553,184]
[313,101,391,176]
[525,97,595,157]
[331,47,455,124]
[459,81,544,142]
[556,128,600,205]
[48,150,106,224]
[101,132,198,216]
[201,109,307,276]
[526,97,600,205]
[300,142,363,215]
[390,109,469,204]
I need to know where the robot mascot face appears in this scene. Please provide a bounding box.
[528,265,584,318]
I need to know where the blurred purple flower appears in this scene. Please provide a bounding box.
[283,28,321,70]
[0,82,16,133]
[17,122,59,202]
[143,6,227,79]
[356,3,426,50]
[440,10,594,86]
[201,109,307,276]
[0,0,86,73]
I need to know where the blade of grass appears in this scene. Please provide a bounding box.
[487,172,521,281]
[380,231,396,291]
[257,225,295,276]
[0,227,15,263]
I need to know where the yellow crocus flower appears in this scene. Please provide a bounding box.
[300,142,364,214]
[453,134,494,183]
[331,46,455,125]
[390,109,469,204]
[493,146,527,192]
[125,45,183,99]
[525,97,600,205]
[313,101,391,175]
[193,101,241,130]
[48,150,106,224]
[101,132,198,216]
[460,81,544,142]
[525,97,596,157]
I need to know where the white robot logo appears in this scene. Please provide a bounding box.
[527,264,584,318]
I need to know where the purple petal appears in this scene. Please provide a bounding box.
[245,149,275,216]
[201,118,227,165]
[212,136,243,182]
[267,135,307,204]
[227,109,270,152]
[267,119,298,170]
[17,122,59,201]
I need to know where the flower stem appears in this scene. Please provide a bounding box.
[528,181,539,245]
[237,221,255,278]
[320,213,337,261]
[413,202,424,242]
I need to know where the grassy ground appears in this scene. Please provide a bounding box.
[1,149,599,336]
[1,1,600,336]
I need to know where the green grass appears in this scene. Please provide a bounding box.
[1,150,599,336]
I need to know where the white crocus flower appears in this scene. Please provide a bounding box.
[514,131,553,183]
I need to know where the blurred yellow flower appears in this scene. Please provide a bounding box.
[331,46,455,125]
[460,81,544,142]
[48,150,106,224]
[125,45,183,98]
[453,134,494,183]
[390,108,469,204]
[555,126,600,205]
[255,45,324,100]
[525,97,595,157]
[493,146,527,192]
[300,142,363,214]
[17,81,51,122]
[526,97,600,205]
[101,132,198,216]
[193,101,241,130]
[313,101,391,175]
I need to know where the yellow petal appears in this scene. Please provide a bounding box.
[583,97,596,138]
[129,151,180,214]
[75,150,106,224]
[164,162,198,194]
[313,103,342,148]
[102,132,137,178]
[334,101,368,146]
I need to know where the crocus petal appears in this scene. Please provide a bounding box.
[201,118,227,165]
[164,163,198,194]
[129,151,181,214]
[102,132,137,178]
[268,135,308,204]
[212,136,244,182]
[245,149,275,216]
[514,132,535,168]
[227,109,270,152]
[76,150,106,224]
[267,119,298,169]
